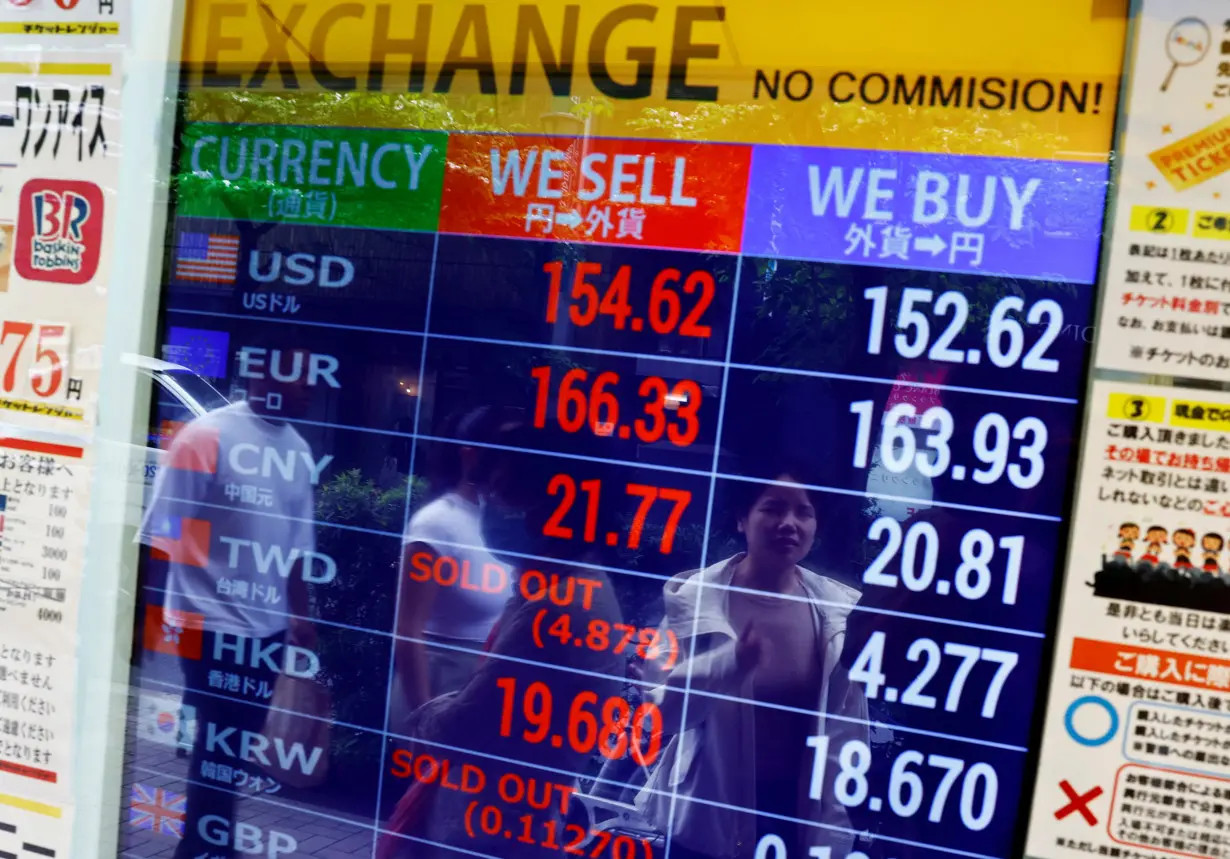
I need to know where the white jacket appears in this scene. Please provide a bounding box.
[635,554,867,858]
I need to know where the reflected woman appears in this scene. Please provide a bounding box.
[391,407,522,725]
[637,469,866,859]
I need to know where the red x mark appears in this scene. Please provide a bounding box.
[1054,780,1104,825]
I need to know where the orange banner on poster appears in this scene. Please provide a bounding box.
[1149,116,1230,191]
[1070,637,1230,692]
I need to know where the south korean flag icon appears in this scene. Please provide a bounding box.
[135,690,196,755]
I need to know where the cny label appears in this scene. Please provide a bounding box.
[438,134,751,252]
[742,145,1110,282]
[176,122,447,232]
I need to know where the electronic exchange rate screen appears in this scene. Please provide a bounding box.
[118,102,1109,859]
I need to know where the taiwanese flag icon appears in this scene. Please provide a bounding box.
[129,783,185,839]
[143,604,204,660]
[147,515,211,568]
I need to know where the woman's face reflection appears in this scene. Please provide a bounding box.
[738,477,817,568]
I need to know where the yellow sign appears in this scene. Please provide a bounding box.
[1129,205,1189,235]
[1107,392,1167,423]
[1149,115,1230,191]
[1193,211,1230,241]
[0,794,61,819]
[0,23,119,36]
[0,62,112,76]
[181,0,1127,156]
[1170,399,1230,430]
[0,399,84,421]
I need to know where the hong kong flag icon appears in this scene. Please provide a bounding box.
[143,604,204,660]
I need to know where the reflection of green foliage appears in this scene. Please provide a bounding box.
[627,102,776,140]
[188,90,531,133]
[312,469,424,782]
[316,468,416,530]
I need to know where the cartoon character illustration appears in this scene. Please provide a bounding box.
[1115,522,1140,561]
[1140,526,1168,565]
[1203,533,1224,574]
[1173,528,1196,569]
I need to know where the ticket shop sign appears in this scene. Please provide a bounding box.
[1094,0,1230,380]
[1027,380,1230,859]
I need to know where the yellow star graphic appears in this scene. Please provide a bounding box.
[1162,124,1173,134]
[1146,180,1157,190]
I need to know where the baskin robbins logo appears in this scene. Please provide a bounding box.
[14,178,104,285]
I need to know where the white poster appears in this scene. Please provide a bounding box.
[1027,380,1230,859]
[0,53,120,430]
[0,49,120,858]
[1094,0,1230,380]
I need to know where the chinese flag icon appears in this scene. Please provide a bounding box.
[165,424,219,474]
[143,604,204,660]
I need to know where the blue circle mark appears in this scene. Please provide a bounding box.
[1065,696,1119,747]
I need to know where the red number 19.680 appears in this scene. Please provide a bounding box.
[496,677,663,768]
[543,261,715,338]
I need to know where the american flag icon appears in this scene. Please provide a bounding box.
[128,783,185,839]
[174,232,239,284]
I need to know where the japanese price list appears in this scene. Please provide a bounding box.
[0,44,125,859]
[1024,382,1230,859]
[119,118,1111,859]
[1021,4,1230,859]
[1089,0,1230,382]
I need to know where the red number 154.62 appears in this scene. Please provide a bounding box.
[543,261,714,339]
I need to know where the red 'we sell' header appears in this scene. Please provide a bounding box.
[439,134,751,253]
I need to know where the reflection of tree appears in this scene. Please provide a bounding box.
[622,97,1082,157]
[187,90,531,133]
[311,469,422,783]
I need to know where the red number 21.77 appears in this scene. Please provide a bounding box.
[542,475,691,554]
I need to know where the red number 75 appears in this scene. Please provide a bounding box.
[0,321,66,398]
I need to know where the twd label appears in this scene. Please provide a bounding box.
[14,179,104,284]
